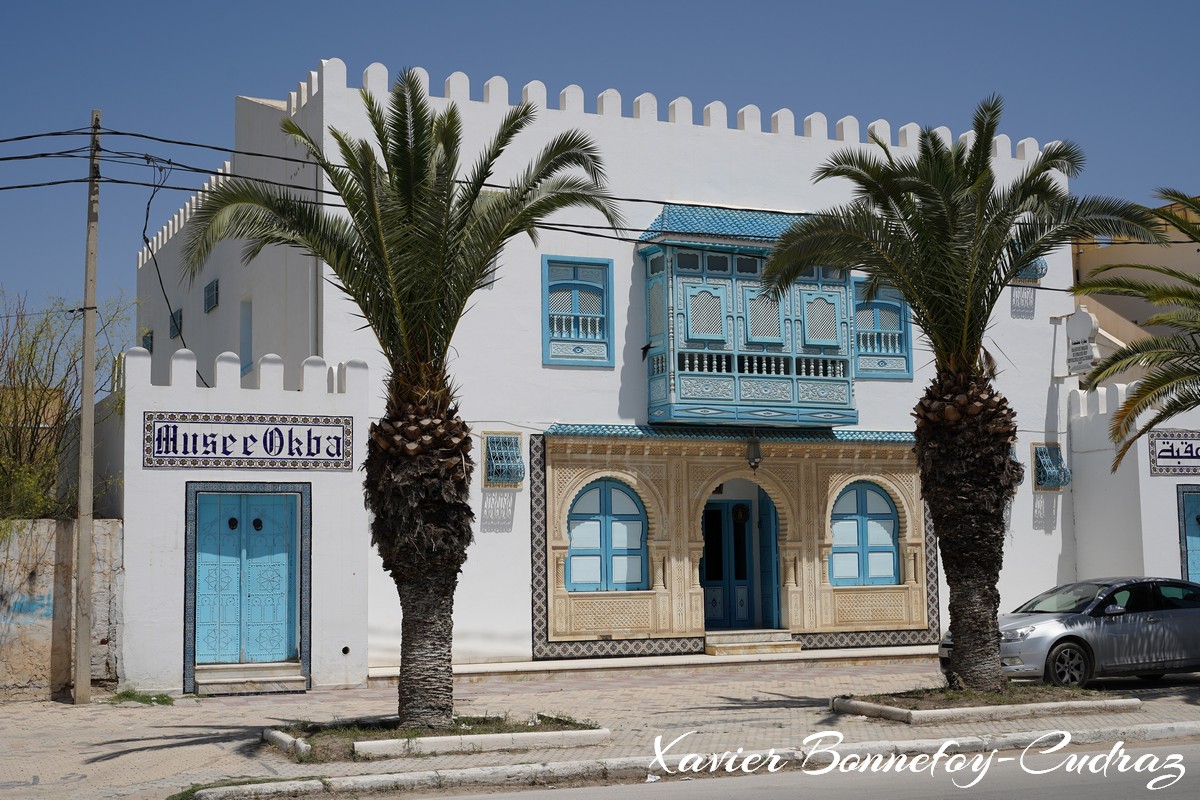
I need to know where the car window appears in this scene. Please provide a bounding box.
[1014,582,1111,614]
[1104,583,1155,613]
[1157,582,1200,610]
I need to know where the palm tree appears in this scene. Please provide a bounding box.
[1074,190,1200,469]
[183,69,623,726]
[762,96,1157,690]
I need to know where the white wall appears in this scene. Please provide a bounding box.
[109,347,370,691]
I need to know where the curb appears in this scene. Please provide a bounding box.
[354,727,612,758]
[830,696,1143,725]
[193,721,1200,799]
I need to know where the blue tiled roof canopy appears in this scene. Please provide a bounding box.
[640,204,805,243]
[545,423,913,444]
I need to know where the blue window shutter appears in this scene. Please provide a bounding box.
[483,433,524,488]
[683,284,728,342]
[542,256,614,367]
[141,331,154,353]
[800,290,842,347]
[829,481,900,587]
[566,479,649,592]
[169,308,183,339]
[203,279,219,313]
[743,285,784,345]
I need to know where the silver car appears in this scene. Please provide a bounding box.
[938,577,1200,687]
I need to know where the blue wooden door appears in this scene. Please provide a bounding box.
[756,488,781,629]
[701,501,753,629]
[1183,492,1200,581]
[196,493,297,664]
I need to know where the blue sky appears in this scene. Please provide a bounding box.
[2,0,1197,319]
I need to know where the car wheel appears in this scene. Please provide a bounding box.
[1136,673,1165,681]
[1045,641,1092,687]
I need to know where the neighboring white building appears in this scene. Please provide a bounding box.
[100,57,1198,693]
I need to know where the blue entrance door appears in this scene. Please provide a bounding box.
[757,488,781,629]
[196,493,297,663]
[1183,492,1200,582]
[701,501,753,629]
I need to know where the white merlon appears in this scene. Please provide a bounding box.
[633,93,657,121]
[803,112,828,139]
[363,61,389,97]
[958,131,976,151]
[737,105,761,133]
[932,126,952,148]
[559,84,584,113]
[445,71,470,102]
[703,101,727,129]
[991,133,1011,158]
[771,109,795,136]
[597,88,621,117]
[668,97,692,125]
[522,80,547,109]
[897,122,920,148]
[1016,137,1039,160]
[867,119,890,146]
[128,348,367,395]
[483,76,508,104]
[835,116,859,143]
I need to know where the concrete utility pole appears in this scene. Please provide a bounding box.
[74,109,100,705]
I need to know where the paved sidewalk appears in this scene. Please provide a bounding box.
[4,650,1200,799]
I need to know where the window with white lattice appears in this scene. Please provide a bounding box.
[799,290,841,347]
[684,284,728,342]
[743,286,783,345]
[542,256,613,367]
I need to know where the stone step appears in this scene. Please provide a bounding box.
[194,675,307,696]
[704,640,806,656]
[703,629,793,644]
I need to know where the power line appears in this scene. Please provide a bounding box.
[0,177,91,192]
[0,129,90,145]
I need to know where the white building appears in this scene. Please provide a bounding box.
[102,57,1196,693]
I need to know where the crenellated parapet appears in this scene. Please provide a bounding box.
[136,162,232,270]
[1068,383,1130,453]
[293,58,1052,159]
[123,347,368,395]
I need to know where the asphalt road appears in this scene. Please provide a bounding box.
[393,739,1200,800]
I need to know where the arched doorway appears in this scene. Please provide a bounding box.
[700,478,780,630]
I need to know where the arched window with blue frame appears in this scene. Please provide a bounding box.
[829,481,900,586]
[565,479,649,592]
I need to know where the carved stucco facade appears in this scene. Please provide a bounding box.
[542,433,928,643]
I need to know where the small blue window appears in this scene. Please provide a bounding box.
[483,433,524,488]
[853,279,912,379]
[829,482,900,586]
[169,308,183,340]
[204,279,219,313]
[141,330,153,353]
[1033,444,1071,489]
[566,479,649,592]
[1014,257,1049,283]
[542,256,614,367]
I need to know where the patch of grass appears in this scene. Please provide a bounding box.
[858,683,1103,710]
[164,776,322,800]
[281,712,598,763]
[109,688,174,706]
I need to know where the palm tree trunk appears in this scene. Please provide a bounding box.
[365,384,474,728]
[914,371,1022,691]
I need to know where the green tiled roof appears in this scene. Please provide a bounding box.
[544,424,913,444]
[640,204,805,243]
